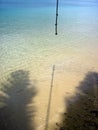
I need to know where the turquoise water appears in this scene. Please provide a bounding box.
[0,5,98,78]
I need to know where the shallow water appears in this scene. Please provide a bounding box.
[0,4,98,130]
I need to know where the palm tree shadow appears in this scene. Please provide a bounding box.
[56,72,98,130]
[0,70,37,130]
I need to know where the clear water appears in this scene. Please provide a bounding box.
[0,5,98,76]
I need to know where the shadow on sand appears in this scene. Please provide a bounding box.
[0,70,37,130]
[56,72,98,130]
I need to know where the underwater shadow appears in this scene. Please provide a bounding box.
[0,70,37,130]
[56,72,98,130]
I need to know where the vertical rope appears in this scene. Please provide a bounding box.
[55,0,59,35]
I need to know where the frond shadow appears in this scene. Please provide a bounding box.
[0,70,37,130]
[56,72,98,130]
